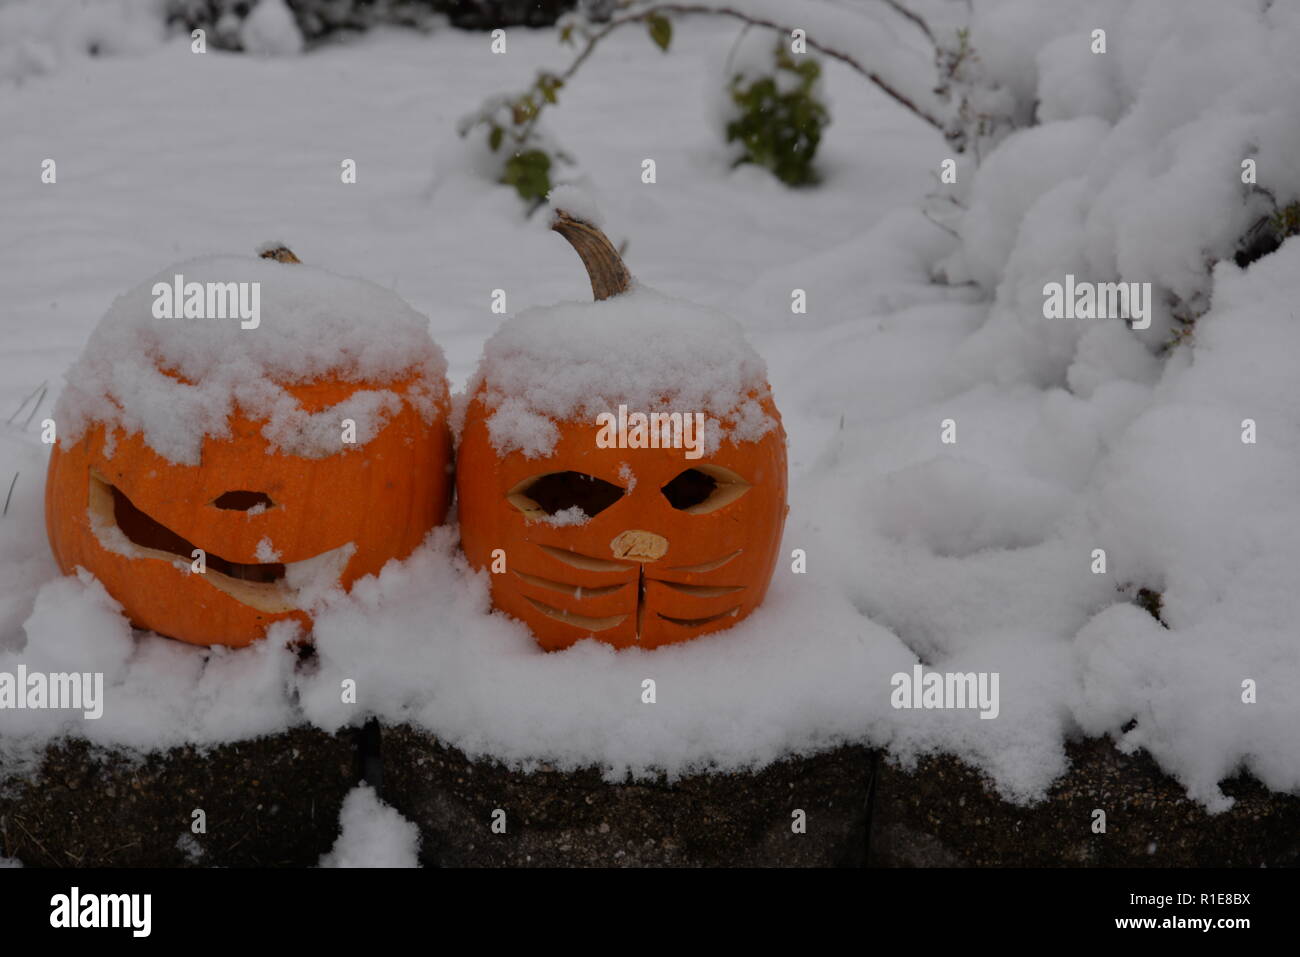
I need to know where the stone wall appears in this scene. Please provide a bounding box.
[4,729,1298,867]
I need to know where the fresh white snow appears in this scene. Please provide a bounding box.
[319,784,420,868]
[467,284,775,457]
[239,0,304,57]
[546,183,605,228]
[54,255,448,464]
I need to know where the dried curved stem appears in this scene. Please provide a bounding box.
[258,244,301,264]
[551,210,632,301]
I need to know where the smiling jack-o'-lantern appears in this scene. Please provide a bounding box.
[457,212,787,651]
[44,246,453,647]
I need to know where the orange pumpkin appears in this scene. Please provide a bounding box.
[44,246,453,647]
[457,213,788,651]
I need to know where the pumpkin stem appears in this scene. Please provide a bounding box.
[258,243,301,264]
[551,210,631,301]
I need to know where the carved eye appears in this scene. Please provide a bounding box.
[508,471,624,520]
[661,465,750,514]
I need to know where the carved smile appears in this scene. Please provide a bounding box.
[87,470,350,614]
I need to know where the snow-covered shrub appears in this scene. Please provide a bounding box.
[457,87,575,207]
[931,24,1018,160]
[165,0,436,50]
[164,0,577,51]
[722,31,830,186]
[440,0,576,29]
[0,0,169,83]
[946,0,1300,382]
[455,9,670,206]
[239,0,303,54]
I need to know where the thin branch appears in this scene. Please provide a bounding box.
[13,817,56,866]
[526,2,946,143]
[721,20,753,82]
[876,0,935,43]
[21,383,47,430]
[3,472,17,517]
[5,380,46,425]
[647,4,944,131]
[920,207,959,238]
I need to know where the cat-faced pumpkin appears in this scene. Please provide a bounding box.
[458,213,787,651]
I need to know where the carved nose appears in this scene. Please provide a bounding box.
[610,530,668,562]
[211,490,275,511]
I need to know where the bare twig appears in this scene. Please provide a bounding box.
[5,380,46,426]
[21,384,47,430]
[14,817,57,867]
[2,473,17,517]
[877,0,935,43]
[670,4,944,129]
[920,207,959,238]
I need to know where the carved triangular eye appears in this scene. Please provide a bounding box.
[508,471,624,520]
[661,465,750,514]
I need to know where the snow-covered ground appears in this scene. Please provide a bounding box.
[2,1,1299,812]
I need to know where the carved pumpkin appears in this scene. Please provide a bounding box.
[44,246,453,648]
[457,213,788,651]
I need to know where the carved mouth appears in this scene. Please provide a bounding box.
[87,470,350,614]
[517,544,745,640]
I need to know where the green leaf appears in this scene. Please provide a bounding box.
[538,72,563,104]
[724,50,829,187]
[511,95,537,125]
[646,13,672,52]
[488,125,504,152]
[501,149,553,203]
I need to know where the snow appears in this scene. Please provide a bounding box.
[547,184,604,228]
[319,785,420,868]
[0,0,166,84]
[240,0,304,57]
[175,832,205,863]
[541,505,590,527]
[255,537,281,563]
[617,461,636,491]
[0,570,299,761]
[54,255,449,464]
[1,1,1299,810]
[468,284,776,457]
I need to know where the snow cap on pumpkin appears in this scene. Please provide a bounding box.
[56,250,448,465]
[468,209,777,458]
